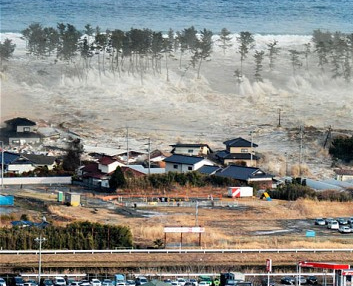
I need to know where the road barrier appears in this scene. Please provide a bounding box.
[1,248,352,255]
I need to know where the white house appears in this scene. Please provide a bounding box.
[97,156,125,174]
[170,143,212,156]
[164,154,215,173]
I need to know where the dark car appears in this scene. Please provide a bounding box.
[42,279,54,286]
[306,276,318,285]
[12,277,25,286]
[280,277,295,285]
[261,278,275,286]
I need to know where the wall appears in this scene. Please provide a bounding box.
[2,176,72,185]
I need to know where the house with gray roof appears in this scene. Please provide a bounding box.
[164,154,215,173]
[216,165,274,188]
[216,137,259,167]
[6,153,57,174]
[197,165,222,175]
[3,117,41,145]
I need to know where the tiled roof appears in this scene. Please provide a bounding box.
[163,154,205,165]
[3,151,21,164]
[98,156,117,165]
[170,143,210,148]
[81,162,99,173]
[21,153,56,165]
[223,137,258,148]
[197,165,222,175]
[217,165,272,181]
[216,150,259,160]
[5,117,36,126]
[334,169,353,175]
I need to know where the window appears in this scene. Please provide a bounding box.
[241,148,248,153]
[173,164,178,169]
[188,149,193,154]
[23,127,30,132]
[188,166,193,170]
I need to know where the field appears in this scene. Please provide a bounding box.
[1,187,353,273]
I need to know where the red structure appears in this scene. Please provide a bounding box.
[298,261,351,286]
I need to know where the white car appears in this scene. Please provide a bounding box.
[314,218,325,225]
[177,279,186,286]
[327,220,339,229]
[198,282,209,286]
[339,226,351,233]
[90,280,101,286]
[102,280,113,286]
[54,278,66,286]
[0,278,6,286]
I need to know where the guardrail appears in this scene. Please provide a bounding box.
[1,248,352,255]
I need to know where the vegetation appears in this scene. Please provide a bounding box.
[109,166,127,189]
[16,23,353,83]
[0,221,132,250]
[0,38,16,64]
[329,136,353,163]
[62,139,84,172]
[269,181,353,202]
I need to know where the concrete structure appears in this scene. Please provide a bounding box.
[64,192,81,207]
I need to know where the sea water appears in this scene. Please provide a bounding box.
[1,0,352,35]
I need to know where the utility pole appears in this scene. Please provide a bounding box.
[0,141,4,191]
[323,125,332,149]
[299,126,304,177]
[285,152,288,176]
[195,201,199,226]
[147,138,151,175]
[249,131,254,167]
[278,108,281,127]
[126,127,129,165]
[34,234,46,283]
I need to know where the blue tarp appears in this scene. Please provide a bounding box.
[0,195,14,206]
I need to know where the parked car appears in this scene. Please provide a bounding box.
[171,281,179,286]
[163,280,172,286]
[54,278,66,286]
[12,277,25,286]
[198,282,209,286]
[126,281,135,286]
[188,279,198,286]
[24,283,37,286]
[280,277,295,285]
[295,276,307,284]
[347,217,353,224]
[135,277,148,286]
[339,226,351,233]
[42,279,54,286]
[116,283,126,286]
[70,282,80,286]
[306,276,318,285]
[90,280,101,286]
[261,278,275,286]
[0,278,7,286]
[79,281,90,286]
[327,220,339,229]
[337,218,348,225]
[325,218,334,225]
[177,279,186,286]
[184,283,194,286]
[26,281,38,286]
[314,218,325,226]
[102,280,113,286]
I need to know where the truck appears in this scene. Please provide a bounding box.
[220,272,245,286]
[227,187,253,198]
[114,274,126,285]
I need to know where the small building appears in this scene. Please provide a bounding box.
[4,117,41,145]
[98,156,125,173]
[216,165,274,189]
[334,169,353,182]
[164,154,215,173]
[216,137,259,167]
[64,192,81,207]
[170,143,213,157]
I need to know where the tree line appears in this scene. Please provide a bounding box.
[108,167,245,191]
[329,135,353,163]
[1,24,352,83]
[0,221,133,250]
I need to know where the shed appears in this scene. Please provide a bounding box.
[64,192,81,207]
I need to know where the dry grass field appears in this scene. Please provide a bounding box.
[2,188,353,272]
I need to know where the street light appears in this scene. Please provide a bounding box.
[0,140,4,191]
[34,234,46,284]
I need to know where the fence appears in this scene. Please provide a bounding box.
[2,177,72,185]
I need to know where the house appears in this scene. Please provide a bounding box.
[216,165,274,189]
[197,165,222,175]
[164,154,215,173]
[4,117,42,145]
[3,152,57,174]
[98,156,125,173]
[170,143,212,156]
[334,169,353,182]
[216,137,259,167]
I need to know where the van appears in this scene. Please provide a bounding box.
[328,220,339,230]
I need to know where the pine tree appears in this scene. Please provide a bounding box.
[0,38,16,64]
[254,50,265,82]
[237,31,255,75]
[266,40,280,70]
[109,166,126,190]
[218,28,232,55]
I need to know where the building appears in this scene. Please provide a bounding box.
[215,165,274,189]
[216,137,259,167]
[3,117,41,145]
[170,143,213,156]
[334,169,353,182]
[164,154,215,173]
